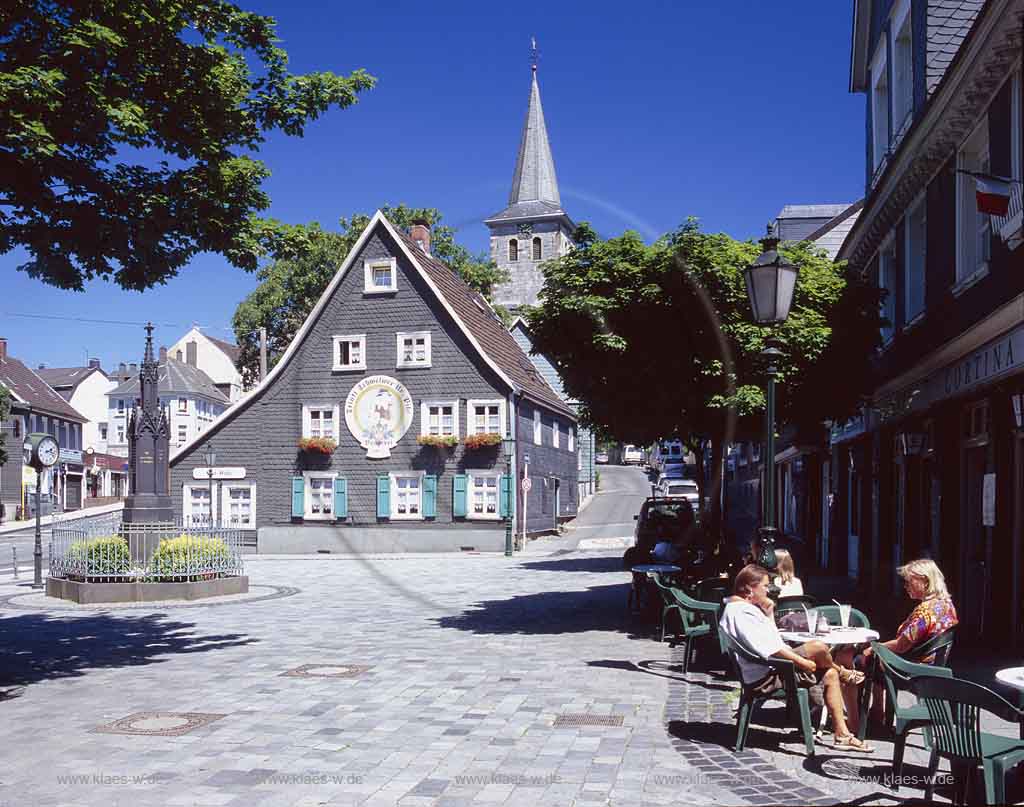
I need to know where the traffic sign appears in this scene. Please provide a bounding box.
[521,477,532,492]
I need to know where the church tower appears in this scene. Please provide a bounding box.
[485,45,575,309]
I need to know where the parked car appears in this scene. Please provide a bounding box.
[631,497,696,555]
[623,444,644,465]
[658,479,700,507]
[595,451,610,464]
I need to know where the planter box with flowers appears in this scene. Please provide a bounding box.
[462,432,502,450]
[417,435,459,449]
[298,437,337,455]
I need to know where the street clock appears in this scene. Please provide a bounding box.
[24,433,59,470]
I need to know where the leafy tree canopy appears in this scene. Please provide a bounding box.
[0,0,375,290]
[232,205,508,385]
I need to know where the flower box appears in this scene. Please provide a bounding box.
[298,437,337,455]
[417,435,459,448]
[462,432,502,450]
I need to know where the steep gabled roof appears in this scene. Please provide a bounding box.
[110,357,228,403]
[205,334,241,364]
[0,355,87,422]
[171,211,574,463]
[35,365,107,399]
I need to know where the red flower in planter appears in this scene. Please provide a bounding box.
[298,437,337,455]
[462,432,502,450]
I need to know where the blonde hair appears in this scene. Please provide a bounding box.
[897,558,949,599]
[774,548,796,584]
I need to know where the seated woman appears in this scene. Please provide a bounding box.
[838,557,958,734]
[773,548,804,597]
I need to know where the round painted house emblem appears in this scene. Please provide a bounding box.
[345,375,414,459]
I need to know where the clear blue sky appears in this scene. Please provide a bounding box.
[5,1,864,371]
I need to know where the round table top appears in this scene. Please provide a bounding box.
[780,627,879,646]
[995,667,1024,690]
[631,564,681,575]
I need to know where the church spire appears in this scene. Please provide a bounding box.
[508,41,560,207]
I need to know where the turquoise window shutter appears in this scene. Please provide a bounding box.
[291,476,304,518]
[500,474,511,518]
[453,474,467,517]
[334,477,348,519]
[377,476,390,518]
[423,475,437,518]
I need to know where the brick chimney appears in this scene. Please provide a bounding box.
[0,338,6,361]
[159,346,167,362]
[118,362,127,374]
[186,341,197,367]
[129,363,138,374]
[410,219,431,256]
[88,358,101,369]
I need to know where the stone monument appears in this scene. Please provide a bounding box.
[122,323,173,524]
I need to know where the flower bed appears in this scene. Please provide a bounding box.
[298,437,337,455]
[462,432,502,450]
[149,534,234,581]
[65,534,132,581]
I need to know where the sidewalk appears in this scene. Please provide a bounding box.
[0,500,123,536]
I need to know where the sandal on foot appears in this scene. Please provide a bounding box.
[837,667,865,685]
[834,734,874,753]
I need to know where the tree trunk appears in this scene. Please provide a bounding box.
[709,433,725,539]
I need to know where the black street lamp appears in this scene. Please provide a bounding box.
[502,434,515,557]
[743,226,799,573]
[203,441,216,527]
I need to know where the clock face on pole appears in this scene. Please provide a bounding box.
[36,436,59,467]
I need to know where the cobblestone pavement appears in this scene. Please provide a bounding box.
[0,548,1017,806]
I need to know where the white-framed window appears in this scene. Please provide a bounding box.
[177,398,188,413]
[99,423,108,441]
[304,471,337,520]
[116,425,125,443]
[391,472,423,520]
[533,410,542,445]
[871,39,890,175]
[956,118,992,284]
[420,401,459,437]
[468,471,501,520]
[221,483,256,528]
[396,331,431,368]
[467,399,505,436]
[177,424,188,444]
[183,484,216,527]
[508,239,519,262]
[302,404,339,440]
[332,334,366,371]
[364,257,398,293]
[879,239,896,344]
[116,399,125,416]
[553,421,560,449]
[569,427,575,452]
[905,195,926,324]
[532,237,542,261]
[891,0,913,144]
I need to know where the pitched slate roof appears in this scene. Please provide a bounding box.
[927,1,985,95]
[110,357,228,403]
[35,366,107,399]
[206,334,241,364]
[392,227,574,419]
[804,200,864,260]
[0,355,87,422]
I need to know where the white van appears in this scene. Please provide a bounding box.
[623,444,644,465]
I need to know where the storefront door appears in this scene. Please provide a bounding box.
[961,445,990,637]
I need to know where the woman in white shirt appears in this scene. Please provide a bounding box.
[773,548,804,597]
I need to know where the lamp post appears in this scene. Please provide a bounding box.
[502,434,515,557]
[203,441,216,527]
[743,226,799,573]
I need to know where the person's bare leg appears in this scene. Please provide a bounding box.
[843,682,862,735]
[821,668,850,737]
[800,641,862,683]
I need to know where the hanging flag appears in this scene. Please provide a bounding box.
[976,175,1012,216]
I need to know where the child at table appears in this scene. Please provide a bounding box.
[773,548,804,597]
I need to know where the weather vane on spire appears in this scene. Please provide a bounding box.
[530,36,538,72]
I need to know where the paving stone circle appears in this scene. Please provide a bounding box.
[92,711,227,737]
[279,663,373,679]
[0,584,300,611]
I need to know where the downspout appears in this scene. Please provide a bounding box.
[508,388,520,548]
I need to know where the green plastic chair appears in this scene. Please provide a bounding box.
[911,674,1024,805]
[774,594,817,613]
[676,587,730,667]
[871,642,952,789]
[906,626,957,666]
[648,575,711,672]
[719,630,816,756]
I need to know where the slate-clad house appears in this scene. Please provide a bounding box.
[836,0,1024,642]
[169,213,578,553]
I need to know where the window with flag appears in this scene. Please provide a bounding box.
[467,399,505,435]
[468,472,500,519]
[905,197,926,323]
[957,119,992,283]
[421,401,458,437]
[222,484,255,527]
[332,334,366,371]
[879,243,896,344]
[396,332,431,368]
[304,473,336,520]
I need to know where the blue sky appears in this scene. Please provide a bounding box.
[5,1,865,370]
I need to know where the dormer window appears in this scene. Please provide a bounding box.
[532,237,542,261]
[508,239,519,262]
[364,257,397,294]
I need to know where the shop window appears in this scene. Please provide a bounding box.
[964,400,990,443]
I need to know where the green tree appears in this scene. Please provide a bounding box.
[1,0,375,290]
[0,386,10,466]
[232,205,508,385]
[528,219,882,533]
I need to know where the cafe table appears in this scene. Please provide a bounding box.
[627,564,681,612]
[994,668,1024,738]
[779,627,880,646]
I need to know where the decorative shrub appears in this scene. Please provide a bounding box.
[65,534,131,578]
[298,437,337,455]
[149,535,234,579]
[417,435,459,448]
[462,432,502,450]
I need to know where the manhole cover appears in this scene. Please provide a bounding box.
[281,664,372,679]
[93,711,227,736]
[552,714,624,727]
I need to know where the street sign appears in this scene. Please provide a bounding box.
[521,477,532,492]
[192,466,246,480]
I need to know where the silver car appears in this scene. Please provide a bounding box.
[658,479,700,507]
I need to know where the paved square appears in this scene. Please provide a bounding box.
[0,548,1014,805]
